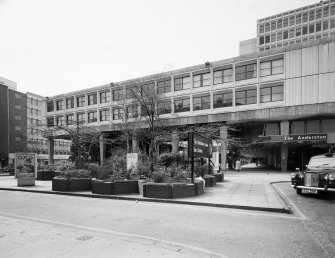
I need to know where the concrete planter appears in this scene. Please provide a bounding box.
[194,181,204,195]
[52,177,92,192]
[204,175,216,187]
[143,183,173,199]
[37,170,55,181]
[17,177,35,187]
[171,183,195,198]
[138,180,146,196]
[213,173,224,182]
[143,182,203,199]
[92,179,139,195]
[92,180,114,195]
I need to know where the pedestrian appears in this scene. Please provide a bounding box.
[235,159,241,171]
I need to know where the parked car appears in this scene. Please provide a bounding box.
[0,164,15,175]
[291,153,335,195]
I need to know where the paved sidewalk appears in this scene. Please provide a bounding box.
[0,171,291,213]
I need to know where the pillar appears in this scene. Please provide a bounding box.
[280,121,290,172]
[47,138,54,165]
[171,129,179,153]
[132,131,139,153]
[220,125,227,171]
[99,135,106,165]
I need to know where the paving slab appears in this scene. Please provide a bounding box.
[0,171,291,213]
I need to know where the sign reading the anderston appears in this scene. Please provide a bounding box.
[188,132,212,158]
[283,134,327,142]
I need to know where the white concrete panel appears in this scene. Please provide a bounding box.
[302,46,319,76]
[319,73,335,103]
[285,49,302,79]
[319,44,329,74]
[285,78,302,106]
[302,75,319,105]
[329,42,335,73]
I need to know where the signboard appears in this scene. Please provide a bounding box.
[258,134,328,143]
[14,153,37,178]
[188,133,212,158]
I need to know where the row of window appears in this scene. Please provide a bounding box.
[28,98,40,107]
[27,138,71,148]
[260,19,335,45]
[26,149,71,155]
[47,59,285,113]
[47,84,284,125]
[27,118,41,126]
[259,32,335,51]
[27,108,41,116]
[259,5,335,34]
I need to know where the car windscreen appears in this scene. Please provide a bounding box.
[308,157,335,167]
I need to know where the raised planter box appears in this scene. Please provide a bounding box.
[194,181,204,195]
[92,180,114,195]
[114,180,139,194]
[204,175,216,187]
[17,177,35,187]
[37,170,55,181]
[143,183,173,199]
[52,177,92,192]
[172,183,195,198]
[214,173,224,182]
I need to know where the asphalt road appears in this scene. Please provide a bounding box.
[0,186,334,257]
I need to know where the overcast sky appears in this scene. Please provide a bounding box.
[0,0,317,96]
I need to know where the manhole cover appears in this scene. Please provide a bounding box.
[76,235,93,241]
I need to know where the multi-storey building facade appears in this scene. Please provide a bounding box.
[26,92,70,167]
[258,0,335,52]
[0,77,27,168]
[43,36,335,171]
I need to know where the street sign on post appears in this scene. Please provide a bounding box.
[188,132,212,183]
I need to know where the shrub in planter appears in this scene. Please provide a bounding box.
[37,170,55,180]
[52,169,92,192]
[83,163,100,178]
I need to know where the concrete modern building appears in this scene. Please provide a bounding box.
[26,92,70,167]
[257,0,335,52]
[43,35,335,171]
[0,77,27,168]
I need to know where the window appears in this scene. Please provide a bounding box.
[113,88,123,101]
[47,117,54,127]
[309,24,315,34]
[157,101,171,115]
[289,16,295,26]
[260,84,284,103]
[66,114,74,125]
[174,98,190,113]
[56,100,63,111]
[265,35,270,43]
[277,31,283,41]
[56,116,64,126]
[260,59,284,77]
[283,30,288,39]
[15,115,21,120]
[271,21,276,30]
[174,76,190,91]
[36,99,39,106]
[302,26,308,35]
[259,23,264,33]
[77,113,85,123]
[47,102,54,112]
[140,82,154,94]
[296,13,302,24]
[331,5,335,16]
[235,63,257,81]
[15,93,22,99]
[296,27,302,37]
[126,106,138,118]
[100,109,110,121]
[113,108,123,120]
[193,73,211,88]
[77,96,85,107]
[88,93,97,105]
[302,12,308,22]
[309,10,315,21]
[126,86,137,99]
[316,8,322,19]
[277,19,282,29]
[324,20,329,30]
[157,79,171,94]
[213,68,233,84]
[235,88,257,106]
[265,22,270,32]
[331,19,335,29]
[193,95,210,111]
[271,33,276,42]
[66,98,74,109]
[323,6,329,17]
[14,105,21,110]
[283,17,288,27]
[100,91,110,103]
[289,29,295,38]
[259,36,264,45]
[316,22,322,32]
[88,111,97,123]
[213,92,233,108]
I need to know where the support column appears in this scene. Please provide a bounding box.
[99,135,106,165]
[220,125,227,171]
[280,121,290,172]
[47,138,54,165]
[171,129,179,154]
[132,131,139,153]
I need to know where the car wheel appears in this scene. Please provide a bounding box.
[296,188,302,195]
